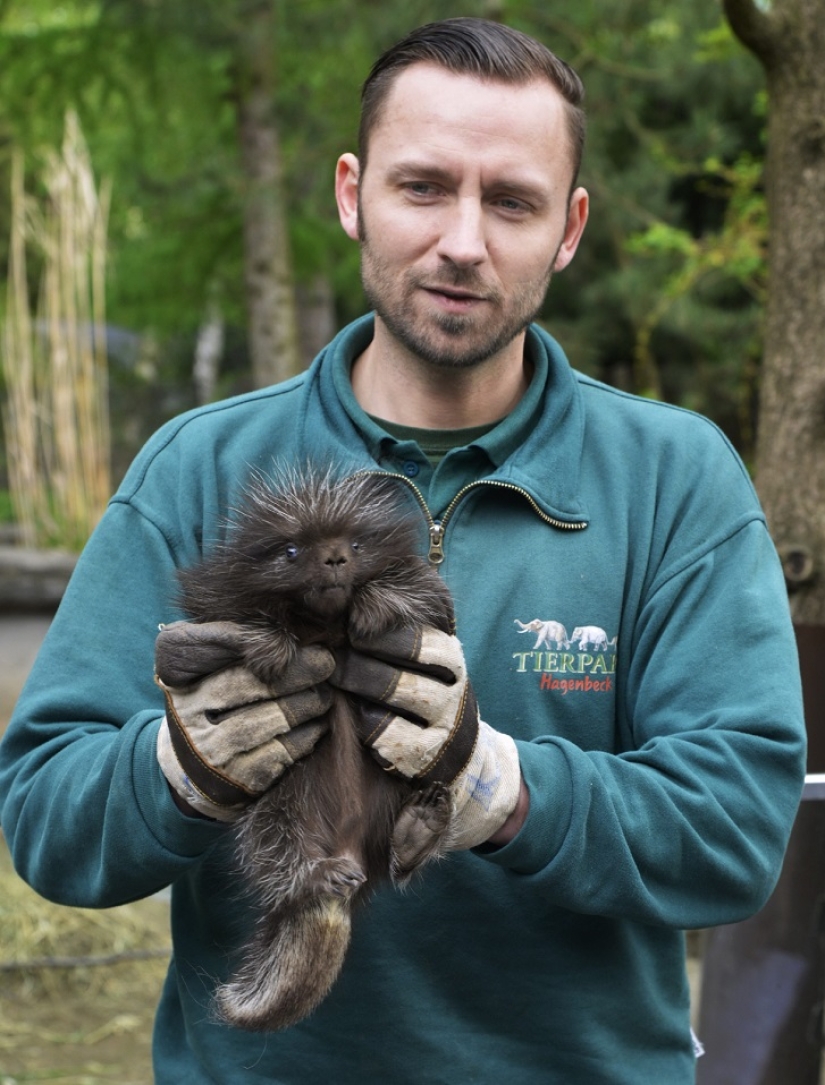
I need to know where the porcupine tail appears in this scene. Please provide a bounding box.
[214,895,354,1032]
[213,694,371,1033]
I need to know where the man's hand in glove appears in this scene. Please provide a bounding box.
[333,626,528,849]
[154,621,335,822]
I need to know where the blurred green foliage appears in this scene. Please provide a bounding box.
[0,0,767,479]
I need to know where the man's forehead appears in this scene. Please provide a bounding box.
[364,63,572,181]
[376,61,566,124]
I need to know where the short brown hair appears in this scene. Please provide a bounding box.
[359,17,586,186]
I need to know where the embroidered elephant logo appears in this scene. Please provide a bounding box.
[569,626,618,651]
[514,618,570,650]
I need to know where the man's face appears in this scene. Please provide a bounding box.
[336,63,588,371]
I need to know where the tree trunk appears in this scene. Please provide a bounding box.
[296,274,337,368]
[698,4,825,1083]
[192,297,224,405]
[723,0,825,621]
[235,0,301,387]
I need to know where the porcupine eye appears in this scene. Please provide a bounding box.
[285,544,299,560]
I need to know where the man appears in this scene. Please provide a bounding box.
[0,17,805,1084]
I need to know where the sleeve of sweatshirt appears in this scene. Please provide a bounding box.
[480,487,806,932]
[0,461,229,909]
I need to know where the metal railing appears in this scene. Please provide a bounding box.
[802,773,825,800]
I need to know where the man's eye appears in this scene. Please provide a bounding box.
[496,197,528,213]
[406,182,436,197]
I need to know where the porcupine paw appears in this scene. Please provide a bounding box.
[390,782,452,884]
[311,856,367,899]
[242,635,295,686]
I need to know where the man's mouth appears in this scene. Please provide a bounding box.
[422,284,488,311]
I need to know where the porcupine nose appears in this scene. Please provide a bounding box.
[321,541,348,568]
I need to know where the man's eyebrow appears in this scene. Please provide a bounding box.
[384,161,551,204]
[384,161,455,185]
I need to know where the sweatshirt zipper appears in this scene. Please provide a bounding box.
[354,470,587,566]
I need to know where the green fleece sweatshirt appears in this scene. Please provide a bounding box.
[0,316,806,1083]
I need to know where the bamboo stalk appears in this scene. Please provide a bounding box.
[1,111,111,550]
[1,152,47,545]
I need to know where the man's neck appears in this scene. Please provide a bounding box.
[350,321,532,428]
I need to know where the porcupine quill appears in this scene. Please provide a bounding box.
[157,468,455,1031]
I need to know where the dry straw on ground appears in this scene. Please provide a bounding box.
[0,838,169,1001]
[0,836,169,1083]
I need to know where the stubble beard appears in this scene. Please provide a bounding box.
[358,209,555,371]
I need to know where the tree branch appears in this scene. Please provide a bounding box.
[722,0,780,68]
[0,947,171,971]
[531,12,667,82]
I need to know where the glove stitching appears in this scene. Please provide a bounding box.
[359,707,396,746]
[415,684,480,784]
[422,684,467,771]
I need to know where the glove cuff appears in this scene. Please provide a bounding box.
[156,676,257,809]
[448,722,522,850]
[156,717,246,823]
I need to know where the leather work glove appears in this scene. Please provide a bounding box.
[333,627,522,849]
[154,621,335,822]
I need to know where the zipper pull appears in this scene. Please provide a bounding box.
[428,522,445,565]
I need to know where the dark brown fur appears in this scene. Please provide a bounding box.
[174,468,454,1031]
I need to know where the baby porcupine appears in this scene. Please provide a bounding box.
[158,468,456,1032]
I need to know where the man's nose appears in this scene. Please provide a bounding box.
[435,198,487,267]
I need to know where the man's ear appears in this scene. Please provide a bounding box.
[554,186,589,272]
[335,153,361,241]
